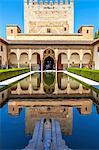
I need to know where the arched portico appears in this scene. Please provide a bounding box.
[82,53,91,68]
[9,52,18,68]
[19,53,29,68]
[31,53,41,70]
[43,49,55,70]
[57,53,68,70]
[70,53,80,68]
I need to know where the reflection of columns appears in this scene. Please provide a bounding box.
[41,51,43,71]
[17,83,21,95]
[67,77,71,94]
[79,84,82,94]
[55,59,58,85]
[54,82,58,94]
[29,49,32,71]
[40,72,44,93]
[29,83,32,94]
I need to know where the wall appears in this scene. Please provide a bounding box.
[24,0,74,34]
[93,43,99,70]
[0,41,8,68]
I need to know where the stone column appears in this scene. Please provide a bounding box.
[40,49,43,72]
[29,49,32,71]
[80,49,83,68]
[17,49,20,68]
[68,49,70,68]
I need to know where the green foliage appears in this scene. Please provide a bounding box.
[0,68,29,82]
[94,30,99,39]
[44,73,55,86]
[67,68,99,82]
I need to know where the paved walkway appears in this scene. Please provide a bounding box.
[64,70,99,88]
[0,71,34,86]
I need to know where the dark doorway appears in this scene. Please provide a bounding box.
[0,56,2,69]
[43,56,55,70]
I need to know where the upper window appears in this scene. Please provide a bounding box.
[86,30,89,33]
[97,47,99,52]
[64,27,67,31]
[47,28,51,33]
[1,45,3,51]
[11,29,13,33]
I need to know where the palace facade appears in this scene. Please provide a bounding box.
[0,0,99,70]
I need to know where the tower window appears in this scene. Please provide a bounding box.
[64,27,67,31]
[11,29,13,33]
[1,45,3,51]
[47,28,51,33]
[97,47,99,52]
[86,30,89,33]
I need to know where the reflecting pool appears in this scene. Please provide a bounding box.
[0,72,99,150]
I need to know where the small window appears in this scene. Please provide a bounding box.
[1,45,3,51]
[47,28,51,33]
[64,27,66,31]
[86,30,89,33]
[11,29,13,33]
[97,47,99,52]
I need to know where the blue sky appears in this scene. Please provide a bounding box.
[0,0,99,38]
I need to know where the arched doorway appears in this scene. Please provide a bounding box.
[43,49,55,70]
[57,53,68,70]
[82,53,91,68]
[70,53,80,67]
[9,52,17,68]
[31,53,41,71]
[43,56,55,70]
[20,53,29,68]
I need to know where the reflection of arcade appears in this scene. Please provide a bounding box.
[0,89,9,107]
[8,99,92,135]
[9,72,91,95]
[43,72,55,94]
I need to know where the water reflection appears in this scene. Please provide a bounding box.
[0,72,99,149]
[9,72,91,95]
[8,99,92,135]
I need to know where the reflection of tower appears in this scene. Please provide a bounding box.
[25,106,72,135]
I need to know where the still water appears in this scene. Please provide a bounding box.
[0,72,99,150]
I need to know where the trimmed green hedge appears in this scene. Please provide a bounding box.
[0,68,29,82]
[67,68,99,82]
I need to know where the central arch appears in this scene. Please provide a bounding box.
[43,49,55,70]
[43,56,55,70]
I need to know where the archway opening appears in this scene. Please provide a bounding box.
[43,56,55,70]
[70,53,80,68]
[31,53,41,71]
[9,53,17,68]
[57,53,68,70]
[20,53,29,68]
[82,53,91,68]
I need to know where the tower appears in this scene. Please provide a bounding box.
[24,0,74,34]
